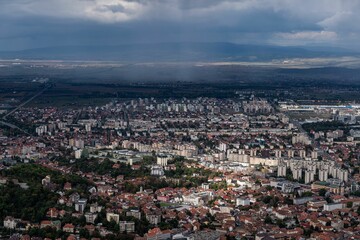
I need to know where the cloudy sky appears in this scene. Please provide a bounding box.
[1,0,360,51]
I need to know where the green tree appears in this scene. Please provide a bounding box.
[264,215,272,224]
[318,188,327,197]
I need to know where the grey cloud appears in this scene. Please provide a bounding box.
[101,4,126,13]
[0,0,359,50]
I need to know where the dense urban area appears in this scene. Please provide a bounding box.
[1,75,360,240]
[3,0,360,239]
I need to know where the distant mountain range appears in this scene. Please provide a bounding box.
[0,42,358,62]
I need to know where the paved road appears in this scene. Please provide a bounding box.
[0,83,52,143]
[2,84,51,120]
[292,120,307,134]
[0,120,32,136]
[0,120,51,144]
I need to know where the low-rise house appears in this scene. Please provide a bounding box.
[85,224,96,235]
[47,208,59,218]
[40,220,61,230]
[63,223,75,233]
[145,228,171,240]
[64,182,72,191]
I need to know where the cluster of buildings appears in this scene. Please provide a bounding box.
[1,96,360,239]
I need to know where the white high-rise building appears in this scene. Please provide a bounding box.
[311,151,318,160]
[305,170,315,184]
[36,125,48,135]
[293,168,302,180]
[287,150,294,158]
[157,155,169,166]
[308,164,317,172]
[275,150,282,158]
[338,169,349,182]
[151,165,164,176]
[299,150,306,159]
[219,142,227,152]
[75,149,82,159]
[319,169,329,181]
[250,149,257,157]
[332,167,339,178]
[277,164,287,177]
[85,124,92,132]
[201,183,210,190]
[292,133,311,145]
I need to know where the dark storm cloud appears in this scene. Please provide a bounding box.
[0,0,359,50]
